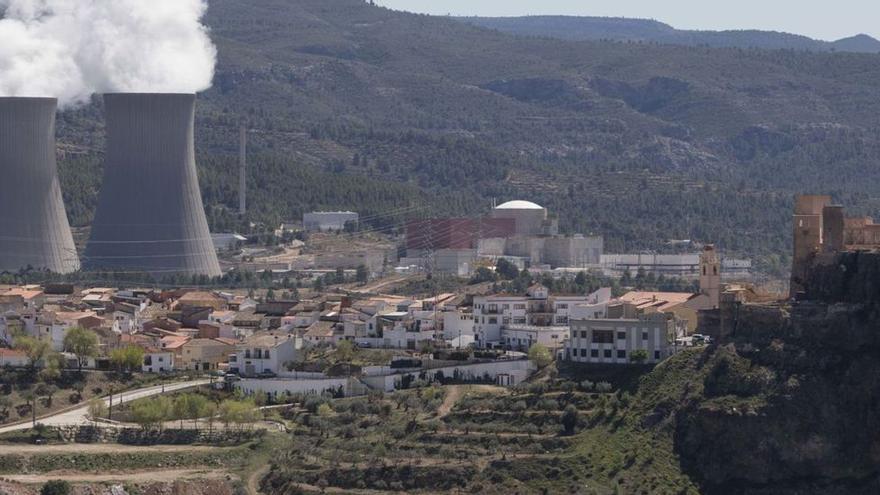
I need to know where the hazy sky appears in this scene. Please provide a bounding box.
[374,0,880,41]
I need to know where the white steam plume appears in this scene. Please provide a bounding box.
[0,0,217,108]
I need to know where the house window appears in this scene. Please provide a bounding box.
[557,304,568,310]
[488,318,498,325]
[590,349,599,358]
[514,304,526,310]
[556,316,568,324]
[617,331,627,340]
[158,357,164,362]
[502,317,510,325]
[580,331,587,339]
[642,331,649,341]
[654,351,661,360]
[617,350,626,359]
[592,330,613,344]
[580,348,586,357]
[603,349,612,358]
[264,350,270,359]
[513,318,526,324]
[502,304,509,310]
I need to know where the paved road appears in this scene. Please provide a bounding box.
[0,379,210,435]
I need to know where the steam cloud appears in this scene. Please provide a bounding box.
[0,0,217,107]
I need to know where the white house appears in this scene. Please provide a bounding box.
[228,332,300,377]
[142,350,175,373]
[34,311,102,352]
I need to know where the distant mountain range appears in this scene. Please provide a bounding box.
[457,16,880,53]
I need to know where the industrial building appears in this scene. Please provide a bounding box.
[489,200,558,236]
[600,253,753,280]
[0,97,79,274]
[84,93,221,278]
[404,200,603,274]
[303,211,359,232]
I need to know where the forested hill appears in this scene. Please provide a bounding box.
[457,16,880,54]
[54,0,880,267]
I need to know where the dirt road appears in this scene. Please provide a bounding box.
[436,384,507,419]
[0,443,235,455]
[247,465,270,495]
[3,469,234,484]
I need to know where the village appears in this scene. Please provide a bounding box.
[0,201,763,409]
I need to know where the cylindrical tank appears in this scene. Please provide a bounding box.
[84,93,221,277]
[0,97,80,274]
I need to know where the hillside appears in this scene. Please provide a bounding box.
[261,275,880,494]
[458,16,880,53]
[49,0,880,264]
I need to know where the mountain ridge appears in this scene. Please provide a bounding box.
[456,15,880,53]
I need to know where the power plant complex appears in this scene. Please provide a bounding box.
[84,94,221,277]
[0,97,80,274]
[0,93,220,278]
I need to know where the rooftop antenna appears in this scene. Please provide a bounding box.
[239,125,247,216]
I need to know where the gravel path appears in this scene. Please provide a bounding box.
[0,379,210,435]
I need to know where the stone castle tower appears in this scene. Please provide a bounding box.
[700,245,721,309]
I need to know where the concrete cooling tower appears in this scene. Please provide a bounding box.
[0,97,80,274]
[84,93,221,277]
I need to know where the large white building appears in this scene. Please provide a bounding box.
[472,285,611,349]
[564,311,674,365]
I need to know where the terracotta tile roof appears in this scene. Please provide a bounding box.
[619,291,697,311]
[3,288,43,300]
[160,335,190,350]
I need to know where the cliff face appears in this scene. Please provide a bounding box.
[800,251,880,306]
[650,253,880,493]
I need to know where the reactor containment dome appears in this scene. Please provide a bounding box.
[84,93,221,278]
[0,97,80,274]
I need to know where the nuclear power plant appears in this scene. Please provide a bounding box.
[0,97,80,274]
[84,93,221,277]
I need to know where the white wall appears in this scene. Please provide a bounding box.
[361,360,534,392]
[237,377,351,397]
[442,310,474,340]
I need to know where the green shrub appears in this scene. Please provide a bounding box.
[41,480,71,495]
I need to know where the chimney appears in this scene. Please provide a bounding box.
[0,98,79,274]
[239,125,247,216]
[84,93,221,277]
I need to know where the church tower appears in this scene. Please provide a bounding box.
[700,245,721,309]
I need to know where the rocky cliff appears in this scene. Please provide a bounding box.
[654,252,880,493]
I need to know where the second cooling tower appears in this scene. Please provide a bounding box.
[0,97,79,274]
[84,93,221,277]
